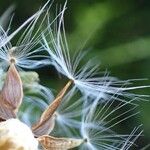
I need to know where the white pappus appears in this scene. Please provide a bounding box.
[78,95,143,150]
[41,3,148,102]
[0,0,53,70]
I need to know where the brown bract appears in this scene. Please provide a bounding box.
[0,63,83,150]
[0,63,22,120]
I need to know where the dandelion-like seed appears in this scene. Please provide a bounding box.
[0,0,148,150]
[8,47,17,64]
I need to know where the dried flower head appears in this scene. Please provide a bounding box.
[0,1,148,150]
[0,60,83,150]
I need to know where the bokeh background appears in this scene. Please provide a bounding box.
[0,0,149,149]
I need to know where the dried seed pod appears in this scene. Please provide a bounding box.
[38,135,83,150]
[0,63,23,120]
[32,80,72,137]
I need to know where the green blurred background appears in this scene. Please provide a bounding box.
[0,0,149,149]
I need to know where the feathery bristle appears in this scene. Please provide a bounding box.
[42,3,149,102]
[78,96,142,150]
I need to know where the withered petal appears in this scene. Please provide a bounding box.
[32,80,72,137]
[0,63,23,120]
[32,115,55,137]
[38,135,83,150]
[0,101,16,120]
